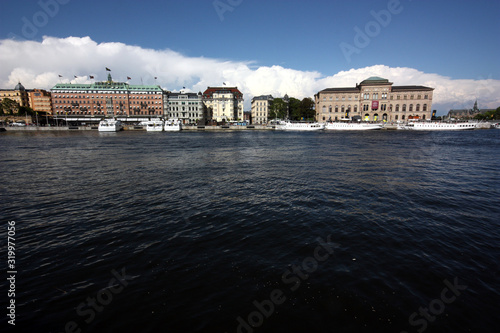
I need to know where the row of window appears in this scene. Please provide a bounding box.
[53,94,161,99]
[323,94,429,101]
[322,104,428,112]
[321,114,427,121]
[54,100,161,105]
[168,107,199,111]
[54,105,162,109]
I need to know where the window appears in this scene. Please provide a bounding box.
[396,104,400,112]
[402,104,407,112]
[416,104,420,111]
[423,104,427,111]
[409,104,413,112]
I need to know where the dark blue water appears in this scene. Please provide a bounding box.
[1,129,499,333]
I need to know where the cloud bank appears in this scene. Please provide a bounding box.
[1,36,499,114]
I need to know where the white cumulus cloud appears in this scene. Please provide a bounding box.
[1,36,499,114]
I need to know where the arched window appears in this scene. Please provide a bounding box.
[354,105,358,112]
[416,104,420,111]
[409,104,413,112]
[395,104,399,112]
[402,104,407,112]
[423,104,427,111]
[335,106,339,113]
[329,106,332,113]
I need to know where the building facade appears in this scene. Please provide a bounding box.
[1,82,30,113]
[50,74,164,119]
[165,92,205,124]
[251,95,273,124]
[202,87,244,122]
[28,89,52,115]
[315,77,434,122]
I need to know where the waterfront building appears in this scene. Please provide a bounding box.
[28,89,52,116]
[446,101,495,120]
[251,95,273,124]
[315,77,434,122]
[202,86,244,122]
[50,74,164,120]
[164,91,205,124]
[0,82,30,113]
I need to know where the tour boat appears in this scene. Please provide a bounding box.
[146,119,164,132]
[164,119,181,131]
[98,118,123,132]
[398,122,478,131]
[325,122,383,131]
[275,120,325,131]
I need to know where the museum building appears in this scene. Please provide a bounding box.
[315,77,434,122]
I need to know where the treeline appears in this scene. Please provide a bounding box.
[474,107,500,120]
[268,97,315,121]
[0,98,34,116]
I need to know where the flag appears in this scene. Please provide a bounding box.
[127,76,131,80]
[89,75,94,79]
[58,75,62,78]
[106,67,111,71]
[223,82,226,85]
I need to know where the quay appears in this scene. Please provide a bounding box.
[2,124,276,131]
[1,122,496,132]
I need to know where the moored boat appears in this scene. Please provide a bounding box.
[164,119,181,131]
[397,122,477,131]
[275,120,325,131]
[146,119,164,132]
[98,118,123,132]
[325,122,383,131]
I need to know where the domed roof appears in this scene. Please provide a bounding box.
[15,82,26,91]
[359,77,390,85]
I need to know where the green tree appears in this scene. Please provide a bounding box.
[1,98,19,115]
[269,98,287,120]
[18,106,34,116]
[300,97,315,121]
[288,97,302,120]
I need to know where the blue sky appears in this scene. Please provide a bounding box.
[1,0,499,113]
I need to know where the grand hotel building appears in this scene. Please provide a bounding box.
[50,74,164,119]
[315,77,434,122]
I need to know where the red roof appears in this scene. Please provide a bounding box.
[203,87,243,99]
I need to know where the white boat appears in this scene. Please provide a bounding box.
[98,118,123,132]
[164,119,181,131]
[325,122,383,131]
[275,120,325,131]
[146,119,164,132]
[398,122,477,131]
